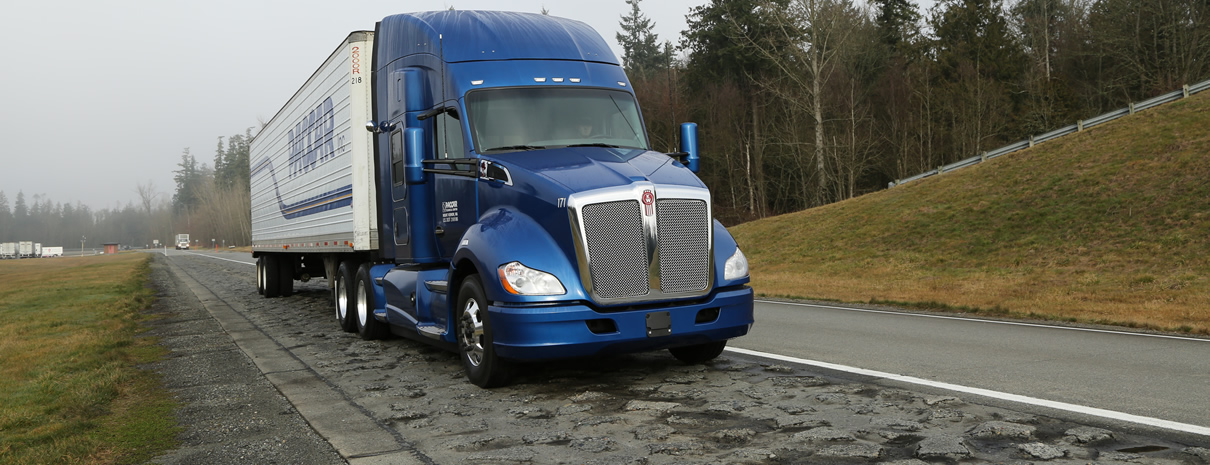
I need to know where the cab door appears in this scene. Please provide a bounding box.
[429,101,474,258]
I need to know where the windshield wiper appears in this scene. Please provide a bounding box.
[483,145,546,152]
[566,143,622,148]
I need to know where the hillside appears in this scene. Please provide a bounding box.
[731,91,1210,335]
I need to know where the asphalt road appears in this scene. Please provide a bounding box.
[732,300,1210,434]
[168,249,1210,440]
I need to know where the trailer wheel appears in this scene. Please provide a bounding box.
[263,255,281,298]
[669,341,727,364]
[255,256,266,295]
[456,276,512,388]
[334,261,358,333]
[355,264,389,340]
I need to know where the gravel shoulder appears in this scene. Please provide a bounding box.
[144,253,1210,464]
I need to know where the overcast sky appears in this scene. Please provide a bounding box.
[0,0,932,210]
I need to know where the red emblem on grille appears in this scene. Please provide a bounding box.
[642,190,655,216]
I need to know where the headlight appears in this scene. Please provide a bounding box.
[498,261,566,295]
[724,247,749,281]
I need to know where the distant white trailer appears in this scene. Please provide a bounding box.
[18,241,34,258]
[0,242,15,259]
[41,246,63,258]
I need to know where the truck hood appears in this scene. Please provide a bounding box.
[495,147,705,192]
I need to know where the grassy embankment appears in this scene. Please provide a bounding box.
[732,91,1210,335]
[0,253,177,464]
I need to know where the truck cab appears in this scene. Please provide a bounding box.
[362,11,753,386]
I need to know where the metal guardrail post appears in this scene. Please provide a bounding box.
[1129,102,1136,114]
[1185,85,1191,98]
[1029,135,1035,147]
[1078,120,1083,131]
[981,151,987,162]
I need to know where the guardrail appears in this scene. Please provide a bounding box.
[890,78,1210,188]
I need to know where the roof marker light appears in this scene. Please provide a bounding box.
[471,80,484,85]
[553,78,564,83]
[618,81,627,87]
[534,77,547,82]
[570,78,581,83]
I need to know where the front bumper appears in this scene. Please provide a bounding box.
[489,286,754,360]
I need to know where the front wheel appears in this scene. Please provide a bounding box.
[669,340,727,364]
[457,276,512,388]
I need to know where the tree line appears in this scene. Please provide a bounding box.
[5,0,1206,247]
[0,130,253,250]
[624,0,1210,223]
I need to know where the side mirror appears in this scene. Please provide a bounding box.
[679,122,700,173]
[366,120,397,134]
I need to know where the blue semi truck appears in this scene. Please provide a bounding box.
[250,10,753,387]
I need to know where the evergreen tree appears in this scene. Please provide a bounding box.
[616,0,670,78]
[172,149,200,213]
[14,191,28,223]
[874,0,921,50]
[930,0,1028,157]
[682,0,792,87]
[931,0,1025,83]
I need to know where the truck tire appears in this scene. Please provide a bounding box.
[255,256,266,295]
[334,261,358,333]
[456,276,512,388]
[278,256,294,297]
[669,340,727,364]
[355,264,389,340]
[263,255,282,298]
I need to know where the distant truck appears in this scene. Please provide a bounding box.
[18,241,34,258]
[250,11,753,387]
[0,242,15,259]
[41,246,63,258]
[175,234,190,250]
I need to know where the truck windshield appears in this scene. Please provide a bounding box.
[467,88,649,154]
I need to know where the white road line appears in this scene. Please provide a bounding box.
[726,346,1210,437]
[180,251,255,266]
[758,299,1210,343]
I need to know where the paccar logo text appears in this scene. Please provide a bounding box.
[288,96,336,179]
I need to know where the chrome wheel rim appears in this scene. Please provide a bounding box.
[459,299,485,367]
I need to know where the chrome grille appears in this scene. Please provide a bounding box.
[581,200,649,299]
[656,199,709,293]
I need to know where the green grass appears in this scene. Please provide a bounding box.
[0,254,179,465]
[733,92,1210,335]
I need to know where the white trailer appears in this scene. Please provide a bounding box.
[250,31,378,254]
[18,241,34,258]
[0,242,15,259]
[34,243,41,257]
[41,246,63,258]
